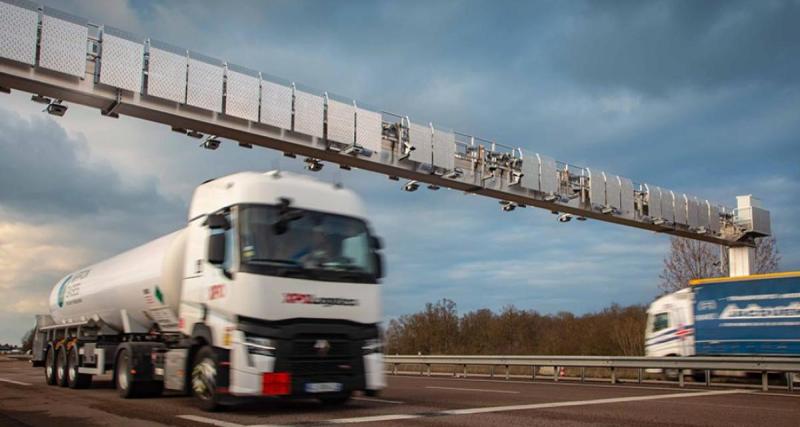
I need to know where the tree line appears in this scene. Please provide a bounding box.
[385,299,647,356]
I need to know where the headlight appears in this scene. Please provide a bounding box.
[244,335,276,357]
[362,338,383,355]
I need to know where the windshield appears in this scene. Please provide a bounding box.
[238,204,377,283]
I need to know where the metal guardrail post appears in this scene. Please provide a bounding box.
[505,365,509,380]
[490,365,494,378]
[392,363,397,375]
[679,371,685,388]
[787,373,794,393]
[637,368,642,384]
[427,364,431,376]
[611,367,616,384]
[463,364,467,378]
[581,367,586,383]
[531,365,536,381]
[705,370,711,387]
[452,364,457,377]
[419,363,424,376]
[761,371,768,391]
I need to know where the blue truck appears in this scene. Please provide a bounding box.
[645,272,800,379]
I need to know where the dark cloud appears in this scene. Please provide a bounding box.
[550,0,800,95]
[0,109,180,220]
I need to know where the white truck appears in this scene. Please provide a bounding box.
[645,272,800,381]
[30,170,386,410]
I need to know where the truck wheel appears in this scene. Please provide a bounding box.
[663,368,679,381]
[319,392,351,406]
[55,346,69,387]
[67,345,93,389]
[44,345,57,385]
[116,349,141,398]
[191,346,222,411]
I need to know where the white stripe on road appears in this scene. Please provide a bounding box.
[351,396,405,404]
[426,385,519,394]
[323,414,420,424]
[0,378,32,386]
[179,389,751,426]
[177,415,248,427]
[440,389,750,415]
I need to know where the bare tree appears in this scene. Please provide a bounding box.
[21,327,35,352]
[659,236,780,293]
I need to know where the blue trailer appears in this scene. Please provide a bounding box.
[691,272,800,356]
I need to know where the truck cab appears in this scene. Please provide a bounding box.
[645,288,695,358]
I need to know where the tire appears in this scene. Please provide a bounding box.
[116,348,140,398]
[692,371,707,383]
[55,346,69,387]
[663,368,680,381]
[319,392,351,406]
[44,345,57,386]
[67,345,92,389]
[364,389,379,397]
[191,346,222,411]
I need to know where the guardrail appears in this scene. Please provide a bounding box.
[384,355,800,392]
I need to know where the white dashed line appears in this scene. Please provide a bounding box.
[440,389,751,415]
[0,378,32,386]
[177,414,248,427]
[352,396,405,404]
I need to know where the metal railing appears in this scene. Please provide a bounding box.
[384,355,800,392]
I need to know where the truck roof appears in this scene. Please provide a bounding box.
[188,171,367,221]
[689,271,800,286]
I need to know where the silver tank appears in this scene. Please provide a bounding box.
[48,229,187,331]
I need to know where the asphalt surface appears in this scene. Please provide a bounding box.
[1,358,798,427]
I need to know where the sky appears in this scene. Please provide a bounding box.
[1,0,799,344]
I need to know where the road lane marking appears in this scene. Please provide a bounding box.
[425,386,519,394]
[0,378,32,386]
[177,415,248,427]
[440,389,750,415]
[351,396,405,404]
[322,414,420,424]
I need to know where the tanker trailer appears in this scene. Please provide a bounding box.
[31,170,386,410]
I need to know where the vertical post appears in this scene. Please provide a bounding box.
[419,364,424,376]
[580,367,586,383]
[705,370,711,387]
[637,368,642,384]
[611,367,616,384]
[762,371,768,392]
[729,196,758,277]
[787,373,794,393]
[427,364,431,377]
[463,364,467,378]
[679,371,685,388]
[490,365,495,378]
[532,365,536,381]
[505,365,509,380]
[453,364,457,377]
[392,363,397,375]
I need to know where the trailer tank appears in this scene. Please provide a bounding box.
[48,229,187,331]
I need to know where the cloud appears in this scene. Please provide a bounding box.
[549,0,800,96]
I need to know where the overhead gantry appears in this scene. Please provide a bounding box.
[0,0,770,275]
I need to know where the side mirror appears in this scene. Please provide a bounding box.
[205,213,230,230]
[207,233,225,265]
[373,252,385,279]
[370,236,383,250]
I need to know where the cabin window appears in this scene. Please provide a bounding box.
[652,312,670,332]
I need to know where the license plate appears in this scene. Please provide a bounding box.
[304,382,343,393]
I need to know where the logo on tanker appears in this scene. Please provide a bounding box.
[56,275,72,308]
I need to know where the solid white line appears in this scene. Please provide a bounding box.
[440,389,751,415]
[352,396,405,404]
[754,392,800,398]
[426,385,519,394]
[177,415,247,427]
[323,414,421,424]
[0,378,32,386]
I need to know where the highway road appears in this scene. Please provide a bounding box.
[1,358,798,426]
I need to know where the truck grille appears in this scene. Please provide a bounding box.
[287,335,356,378]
